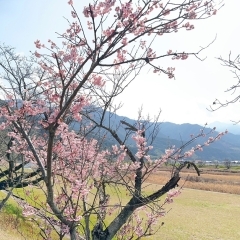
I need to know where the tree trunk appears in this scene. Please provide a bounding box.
[70,227,79,240]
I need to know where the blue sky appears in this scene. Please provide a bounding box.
[1,0,240,126]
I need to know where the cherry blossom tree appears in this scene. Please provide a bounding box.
[0,0,226,239]
[0,48,44,210]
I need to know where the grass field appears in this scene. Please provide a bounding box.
[0,167,240,239]
[143,187,240,240]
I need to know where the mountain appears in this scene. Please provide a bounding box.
[154,122,240,160]
[73,111,240,161]
[206,121,240,135]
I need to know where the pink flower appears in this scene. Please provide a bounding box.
[87,21,93,30]
[83,6,91,18]
[68,0,73,5]
[92,75,105,87]
[112,145,119,154]
[34,40,42,49]
[77,56,84,64]
[163,9,170,16]
[168,189,181,198]
[121,37,128,45]
[19,202,37,217]
[103,28,115,37]
[0,122,6,130]
[165,189,181,204]
[34,51,41,58]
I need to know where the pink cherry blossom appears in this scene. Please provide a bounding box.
[34,40,42,49]
[68,0,73,5]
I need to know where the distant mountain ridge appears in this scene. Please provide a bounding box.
[155,122,240,160]
[205,121,240,135]
[90,112,240,161]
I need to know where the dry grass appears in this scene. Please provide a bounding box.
[142,187,240,240]
[0,212,41,240]
[146,168,240,194]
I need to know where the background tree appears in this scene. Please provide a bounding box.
[0,0,225,239]
[196,160,206,168]
[213,160,219,168]
[223,159,231,169]
[211,53,240,122]
[0,48,44,211]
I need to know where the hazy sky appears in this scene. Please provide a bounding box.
[1,0,240,125]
